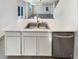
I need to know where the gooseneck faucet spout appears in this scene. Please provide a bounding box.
[37,17,39,28]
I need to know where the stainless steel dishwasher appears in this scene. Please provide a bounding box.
[52,32,74,58]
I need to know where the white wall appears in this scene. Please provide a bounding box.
[53,0,78,29]
[0,0,17,29]
[33,4,53,14]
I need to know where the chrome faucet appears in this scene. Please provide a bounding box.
[36,17,40,28]
[37,17,39,23]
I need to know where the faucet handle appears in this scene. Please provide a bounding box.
[34,16,38,20]
[37,17,41,23]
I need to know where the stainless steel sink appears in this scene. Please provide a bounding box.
[25,22,49,29]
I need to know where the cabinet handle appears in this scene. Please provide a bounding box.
[54,34,74,38]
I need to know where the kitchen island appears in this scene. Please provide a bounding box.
[2,19,77,59]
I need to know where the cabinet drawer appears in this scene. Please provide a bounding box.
[22,32,51,36]
[5,31,20,37]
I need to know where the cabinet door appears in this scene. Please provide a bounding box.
[5,37,20,56]
[37,37,52,56]
[22,37,36,56]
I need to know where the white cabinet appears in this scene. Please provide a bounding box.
[5,37,20,56]
[22,37,36,56]
[5,31,52,56]
[5,32,21,56]
[22,32,52,56]
[37,37,52,56]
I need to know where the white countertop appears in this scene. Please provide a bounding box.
[2,19,77,32]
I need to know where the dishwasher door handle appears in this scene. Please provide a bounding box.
[54,34,74,38]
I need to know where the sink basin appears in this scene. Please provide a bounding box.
[26,23,38,29]
[38,23,49,29]
[25,22,49,29]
